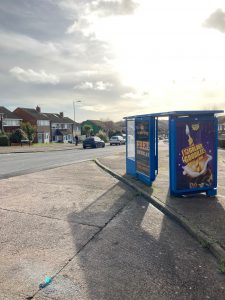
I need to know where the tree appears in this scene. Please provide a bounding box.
[96,130,108,143]
[83,124,93,137]
[21,122,36,141]
[108,129,122,138]
[10,129,28,143]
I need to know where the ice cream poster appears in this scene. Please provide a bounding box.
[136,120,150,177]
[176,120,215,190]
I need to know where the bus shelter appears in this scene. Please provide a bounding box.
[125,110,224,197]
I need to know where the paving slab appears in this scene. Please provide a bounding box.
[0,209,99,298]
[34,197,225,300]
[0,160,134,298]
[0,294,25,300]
[0,162,132,227]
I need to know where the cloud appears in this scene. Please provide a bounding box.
[91,0,138,16]
[81,104,109,112]
[9,67,60,84]
[0,0,72,40]
[203,8,225,33]
[75,81,113,90]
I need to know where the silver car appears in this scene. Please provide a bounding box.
[109,135,126,146]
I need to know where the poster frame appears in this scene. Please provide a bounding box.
[135,117,157,185]
[169,115,218,196]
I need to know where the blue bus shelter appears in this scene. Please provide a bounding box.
[124,110,224,197]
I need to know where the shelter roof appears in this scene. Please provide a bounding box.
[124,110,224,119]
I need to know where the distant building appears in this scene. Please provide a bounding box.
[14,106,50,143]
[14,106,81,143]
[0,106,22,133]
[43,112,80,143]
[218,115,225,135]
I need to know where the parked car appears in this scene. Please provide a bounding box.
[83,136,105,149]
[122,133,126,140]
[109,135,126,146]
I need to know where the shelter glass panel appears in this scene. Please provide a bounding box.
[127,119,135,160]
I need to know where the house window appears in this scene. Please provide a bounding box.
[37,120,50,126]
[4,119,20,126]
[38,133,43,143]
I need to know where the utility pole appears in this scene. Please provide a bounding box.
[73,100,81,138]
[0,113,4,133]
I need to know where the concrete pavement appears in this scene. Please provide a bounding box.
[0,159,225,299]
[97,144,225,268]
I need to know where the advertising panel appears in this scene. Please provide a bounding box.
[176,120,215,190]
[136,120,150,176]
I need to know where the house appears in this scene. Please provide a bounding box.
[218,115,225,135]
[74,121,81,137]
[43,112,80,143]
[14,106,50,143]
[0,106,22,133]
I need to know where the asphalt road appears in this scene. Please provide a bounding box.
[0,145,126,179]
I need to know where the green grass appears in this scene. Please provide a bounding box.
[32,143,71,147]
[219,260,225,274]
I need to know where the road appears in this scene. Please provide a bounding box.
[0,145,126,179]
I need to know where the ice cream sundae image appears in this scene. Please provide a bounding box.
[181,124,213,188]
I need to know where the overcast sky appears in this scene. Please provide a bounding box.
[0,0,225,122]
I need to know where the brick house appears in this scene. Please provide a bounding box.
[14,106,50,143]
[218,116,225,135]
[0,106,22,133]
[43,112,80,143]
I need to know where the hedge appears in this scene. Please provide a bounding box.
[218,139,225,148]
[0,135,9,146]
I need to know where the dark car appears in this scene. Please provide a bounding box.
[83,136,105,149]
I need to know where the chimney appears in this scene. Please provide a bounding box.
[36,105,41,113]
[60,112,64,118]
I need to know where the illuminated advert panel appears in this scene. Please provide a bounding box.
[135,120,150,177]
[175,119,216,191]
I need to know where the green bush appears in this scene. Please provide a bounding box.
[0,135,9,146]
[21,122,36,141]
[218,139,225,148]
[10,129,28,143]
[108,130,123,138]
[96,130,108,143]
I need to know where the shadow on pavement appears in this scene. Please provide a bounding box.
[60,182,225,299]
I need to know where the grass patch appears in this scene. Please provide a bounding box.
[200,239,210,249]
[219,260,225,274]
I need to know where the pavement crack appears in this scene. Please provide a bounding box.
[0,206,101,228]
[30,192,132,299]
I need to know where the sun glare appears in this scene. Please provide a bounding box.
[92,0,225,111]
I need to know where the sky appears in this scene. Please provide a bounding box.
[0,0,225,122]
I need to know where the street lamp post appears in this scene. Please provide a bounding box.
[73,100,81,137]
[0,113,4,133]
